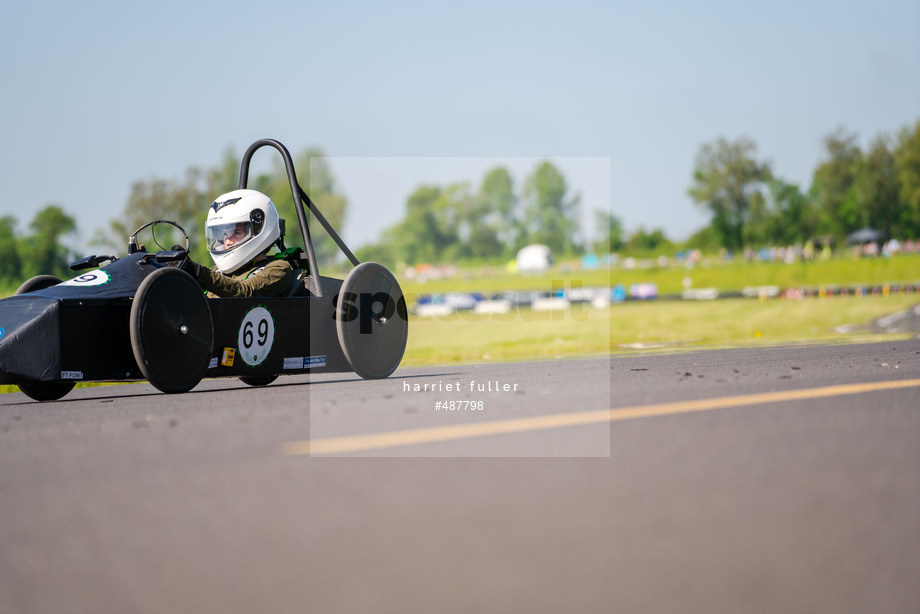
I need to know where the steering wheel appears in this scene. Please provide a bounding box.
[129,220,191,266]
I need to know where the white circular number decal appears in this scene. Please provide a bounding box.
[61,270,110,286]
[238,306,274,366]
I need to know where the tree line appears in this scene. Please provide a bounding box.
[0,147,348,287]
[0,206,78,284]
[2,118,917,287]
[354,161,588,266]
[357,118,920,264]
[687,119,920,251]
[94,146,346,270]
[1,153,595,287]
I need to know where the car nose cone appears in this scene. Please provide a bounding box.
[0,296,62,383]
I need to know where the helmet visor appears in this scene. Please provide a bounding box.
[207,222,254,254]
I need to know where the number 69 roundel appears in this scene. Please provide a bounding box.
[237,306,275,366]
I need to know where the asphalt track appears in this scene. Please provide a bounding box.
[1,339,919,613]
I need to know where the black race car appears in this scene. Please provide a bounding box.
[0,139,408,401]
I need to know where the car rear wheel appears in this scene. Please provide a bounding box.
[15,275,62,295]
[130,267,213,394]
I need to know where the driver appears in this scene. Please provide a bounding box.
[181,189,292,297]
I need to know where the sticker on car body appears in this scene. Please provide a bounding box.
[283,357,303,370]
[238,306,274,366]
[305,355,326,369]
[61,270,110,287]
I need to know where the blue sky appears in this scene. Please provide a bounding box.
[2,0,918,251]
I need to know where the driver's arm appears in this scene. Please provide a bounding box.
[191,259,292,298]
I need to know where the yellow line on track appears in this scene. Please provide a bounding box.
[283,378,920,456]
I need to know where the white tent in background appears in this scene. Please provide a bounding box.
[845,227,884,245]
[516,244,552,273]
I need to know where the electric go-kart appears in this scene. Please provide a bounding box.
[0,139,408,401]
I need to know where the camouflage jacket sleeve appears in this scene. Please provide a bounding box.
[195,259,292,298]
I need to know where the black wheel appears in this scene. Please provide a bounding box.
[15,275,62,295]
[336,262,408,380]
[18,381,75,401]
[239,375,278,387]
[130,267,213,394]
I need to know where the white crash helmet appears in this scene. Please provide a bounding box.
[205,189,281,274]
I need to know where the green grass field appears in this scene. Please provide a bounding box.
[3,253,916,299]
[397,253,920,365]
[403,294,920,366]
[399,253,920,297]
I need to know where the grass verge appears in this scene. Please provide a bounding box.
[399,254,920,297]
[403,294,919,366]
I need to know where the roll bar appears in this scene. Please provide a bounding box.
[238,139,360,296]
